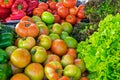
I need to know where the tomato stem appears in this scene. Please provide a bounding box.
[31,49,36,55]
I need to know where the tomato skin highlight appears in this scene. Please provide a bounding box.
[63,0,76,8]
[45,61,63,80]
[66,14,77,25]
[57,6,69,19]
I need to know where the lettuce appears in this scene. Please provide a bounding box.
[77,13,120,80]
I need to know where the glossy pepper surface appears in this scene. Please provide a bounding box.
[0,32,14,48]
[0,63,12,80]
[11,0,28,12]
[0,48,8,64]
[0,0,13,8]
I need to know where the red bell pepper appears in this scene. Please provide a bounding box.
[5,10,26,22]
[0,6,11,21]
[25,0,38,16]
[11,0,28,12]
[0,0,13,8]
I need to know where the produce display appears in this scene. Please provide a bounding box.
[0,0,120,80]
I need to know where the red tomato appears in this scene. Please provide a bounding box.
[63,0,76,8]
[45,61,63,80]
[66,14,76,25]
[78,4,85,11]
[49,1,57,10]
[52,9,57,14]
[38,2,48,10]
[57,6,69,18]
[69,6,78,15]
[76,17,82,23]
[77,10,86,19]
[54,14,61,23]
[46,9,52,13]
[51,39,67,56]
[58,76,70,80]
[56,2,64,9]
[33,8,44,17]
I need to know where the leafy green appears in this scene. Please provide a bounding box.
[77,13,120,80]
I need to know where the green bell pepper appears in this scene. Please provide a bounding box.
[0,63,12,80]
[0,32,14,48]
[0,48,8,64]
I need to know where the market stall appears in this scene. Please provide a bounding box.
[0,0,120,80]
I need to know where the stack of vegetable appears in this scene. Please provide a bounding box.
[0,0,38,22]
[77,13,120,80]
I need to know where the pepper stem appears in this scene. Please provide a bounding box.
[4,0,8,3]
[18,4,22,10]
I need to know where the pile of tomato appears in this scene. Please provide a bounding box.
[33,0,86,25]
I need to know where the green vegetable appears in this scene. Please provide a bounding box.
[0,48,8,64]
[0,63,12,80]
[85,0,120,23]
[0,32,14,49]
[77,13,120,80]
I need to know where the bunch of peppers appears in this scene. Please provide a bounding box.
[0,48,12,80]
[0,0,38,22]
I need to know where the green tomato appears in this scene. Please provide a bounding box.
[18,37,36,50]
[64,64,81,80]
[30,46,47,63]
[41,11,54,24]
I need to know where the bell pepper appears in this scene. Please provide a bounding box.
[0,63,12,80]
[25,0,38,16]
[6,10,26,22]
[0,32,14,49]
[0,6,11,21]
[11,0,28,12]
[0,0,13,8]
[0,48,8,64]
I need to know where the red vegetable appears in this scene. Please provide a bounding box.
[11,0,28,12]
[0,6,11,21]
[6,10,26,22]
[0,0,13,8]
[25,0,38,16]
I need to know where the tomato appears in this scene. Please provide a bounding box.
[69,6,78,15]
[25,63,44,80]
[63,0,76,8]
[46,8,52,13]
[58,76,70,80]
[44,54,61,66]
[78,4,85,11]
[37,35,52,50]
[15,21,39,37]
[18,37,36,50]
[64,64,81,80]
[45,61,63,80]
[74,59,86,73]
[54,14,61,23]
[41,11,54,24]
[77,10,86,19]
[10,48,31,68]
[80,77,89,80]
[57,6,69,18]
[30,46,47,63]
[49,1,57,10]
[10,73,30,80]
[33,8,44,17]
[66,14,77,25]
[5,46,17,57]
[76,17,82,23]
[67,48,77,59]
[51,39,67,56]
[56,2,64,9]
[20,16,34,22]
[38,2,48,10]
